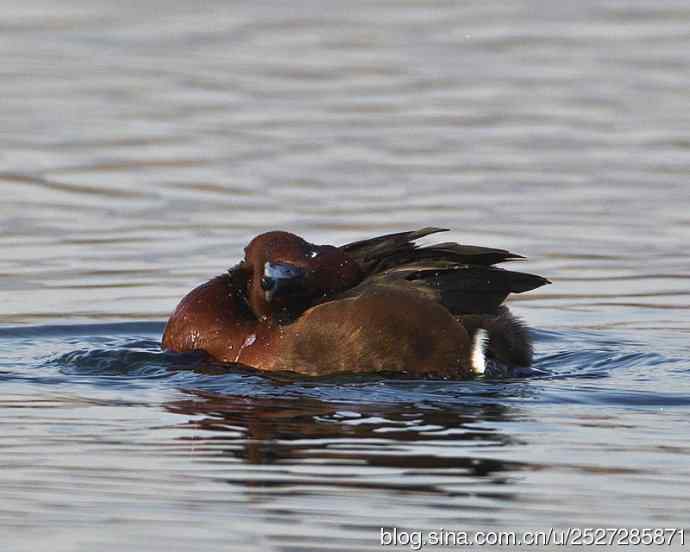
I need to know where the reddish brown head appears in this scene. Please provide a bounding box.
[241,231,363,323]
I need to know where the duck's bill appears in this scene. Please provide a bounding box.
[261,262,306,302]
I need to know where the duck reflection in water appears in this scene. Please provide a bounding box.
[164,390,534,496]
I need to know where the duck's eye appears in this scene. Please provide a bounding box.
[307,249,319,259]
[260,276,276,292]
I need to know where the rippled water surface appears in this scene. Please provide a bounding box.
[2,1,690,550]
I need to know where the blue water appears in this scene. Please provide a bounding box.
[4,323,690,407]
[2,0,690,550]
[3,321,690,549]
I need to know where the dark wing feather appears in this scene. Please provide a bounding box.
[401,242,524,267]
[410,265,550,314]
[340,227,447,273]
[363,262,550,315]
[340,228,522,273]
[340,228,549,315]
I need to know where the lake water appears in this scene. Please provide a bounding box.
[2,0,690,550]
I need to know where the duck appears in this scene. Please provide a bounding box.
[162,228,550,377]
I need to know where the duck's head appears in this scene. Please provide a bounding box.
[241,231,363,323]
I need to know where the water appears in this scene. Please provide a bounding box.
[2,0,690,550]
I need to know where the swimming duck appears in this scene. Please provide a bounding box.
[162,228,549,377]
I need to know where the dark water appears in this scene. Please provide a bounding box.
[2,0,690,550]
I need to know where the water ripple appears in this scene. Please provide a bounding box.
[2,0,690,548]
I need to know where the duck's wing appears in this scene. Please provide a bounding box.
[340,227,524,273]
[365,261,550,315]
[341,228,549,315]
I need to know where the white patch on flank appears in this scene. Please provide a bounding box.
[471,328,488,374]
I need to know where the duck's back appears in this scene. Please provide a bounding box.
[333,228,550,371]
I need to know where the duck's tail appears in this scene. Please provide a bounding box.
[460,307,533,371]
